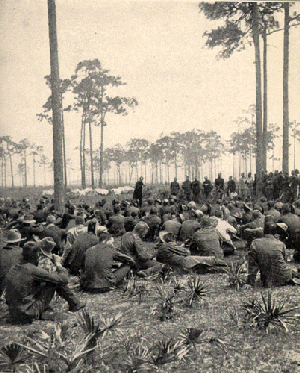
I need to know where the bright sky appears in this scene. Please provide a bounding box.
[0,0,299,185]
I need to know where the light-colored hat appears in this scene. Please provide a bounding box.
[3,230,25,243]
[46,215,57,224]
[159,231,175,243]
[277,223,288,232]
[97,226,108,235]
[23,214,36,224]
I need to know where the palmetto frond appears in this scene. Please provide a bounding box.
[242,291,300,332]
[178,327,204,345]
[225,259,247,290]
[186,275,207,307]
[0,343,30,370]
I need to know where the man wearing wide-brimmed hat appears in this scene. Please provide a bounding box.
[0,230,25,296]
[38,237,58,273]
[19,214,44,241]
[4,241,84,324]
[39,214,67,255]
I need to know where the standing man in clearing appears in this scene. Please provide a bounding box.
[134,177,144,207]
[182,176,192,202]
[191,178,201,203]
[170,177,180,197]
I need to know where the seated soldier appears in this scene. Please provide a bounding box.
[156,231,226,273]
[0,230,25,297]
[38,237,59,272]
[106,205,125,237]
[63,219,99,275]
[189,216,224,259]
[178,215,201,242]
[120,222,162,276]
[156,231,190,270]
[80,233,135,293]
[4,241,84,324]
[162,216,182,240]
[277,203,300,261]
[39,214,67,255]
[247,222,297,287]
[124,211,139,232]
[61,215,87,265]
[142,207,161,241]
[213,210,236,255]
[240,209,265,247]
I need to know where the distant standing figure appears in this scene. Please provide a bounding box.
[170,177,180,197]
[202,177,212,200]
[239,173,248,201]
[227,176,236,197]
[191,178,201,203]
[133,177,144,207]
[215,173,225,199]
[182,176,192,202]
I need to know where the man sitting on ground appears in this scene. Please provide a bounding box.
[189,216,224,259]
[0,230,25,297]
[4,241,84,324]
[247,222,298,287]
[106,205,125,237]
[120,222,162,276]
[80,233,135,293]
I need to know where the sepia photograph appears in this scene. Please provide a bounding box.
[0,1,300,372]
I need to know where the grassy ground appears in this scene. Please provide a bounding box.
[1,247,300,373]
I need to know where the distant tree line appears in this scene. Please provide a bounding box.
[2,114,299,188]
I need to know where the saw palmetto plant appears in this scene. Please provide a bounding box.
[152,285,176,321]
[122,273,148,304]
[225,258,247,291]
[16,311,122,372]
[123,338,152,373]
[178,327,204,346]
[242,290,299,332]
[149,337,189,366]
[123,334,189,372]
[0,343,30,372]
[185,275,207,307]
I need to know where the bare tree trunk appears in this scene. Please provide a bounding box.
[262,25,268,172]
[61,106,67,188]
[33,154,36,187]
[253,2,263,196]
[99,115,104,187]
[80,116,83,185]
[4,157,6,188]
[48,0,64,211]
[82,117,86,189]
[89,122,95,189]
[283,2,289,174]
[24,150,27,187]
[9,153,14,188]
[174,153,178,179]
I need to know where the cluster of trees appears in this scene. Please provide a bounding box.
[0,136,51,188]
[93,114,287,186]
[37,59,138,191]
[1,111,299,189]
[199,1,300,194]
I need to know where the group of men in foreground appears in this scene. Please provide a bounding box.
[1,182,300,324]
